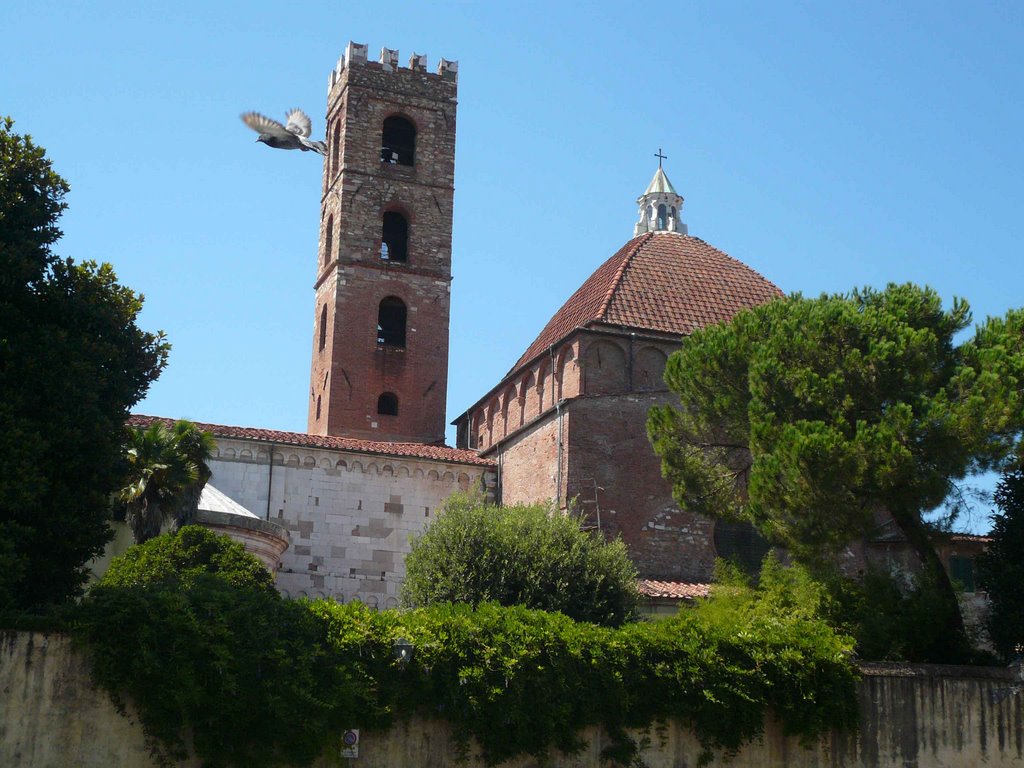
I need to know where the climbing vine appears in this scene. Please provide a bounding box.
[73,561,857,768]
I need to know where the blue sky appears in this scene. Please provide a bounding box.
[5,1,1023,527]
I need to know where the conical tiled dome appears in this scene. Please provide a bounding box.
[511,231,782,372]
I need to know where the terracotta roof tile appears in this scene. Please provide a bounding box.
[637,579,711,600]
[512,232,782,372]
[128,415,495,467]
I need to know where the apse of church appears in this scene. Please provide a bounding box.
[309,43,458,444]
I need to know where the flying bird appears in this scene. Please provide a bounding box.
[241,109,327,155]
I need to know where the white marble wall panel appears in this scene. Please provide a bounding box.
[207,437,493,605]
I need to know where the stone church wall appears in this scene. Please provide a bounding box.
[207,437,492,605]
[5,631,1024,768]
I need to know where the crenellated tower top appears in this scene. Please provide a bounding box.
[327,41,458,93]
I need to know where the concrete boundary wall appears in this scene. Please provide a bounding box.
[3,631,1023,767]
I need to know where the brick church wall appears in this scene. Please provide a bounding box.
[563,392,717,582]
[493,411,565,509]
[466,328,721,582]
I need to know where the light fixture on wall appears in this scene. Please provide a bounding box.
[393,637,414,667]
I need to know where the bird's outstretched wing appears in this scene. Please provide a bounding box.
[241,112,292,138]
[285,109,313,138]
[300,138,328,156]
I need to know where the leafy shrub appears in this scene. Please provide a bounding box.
[402,493,640,626]
[97,525,275,593]
[817,565,976,663]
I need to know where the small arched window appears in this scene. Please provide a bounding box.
[376,297,407,347]
[318,304,328,351]
[377,392,398,416]
[323,214,334,266]
[330,119,341,175]
[381,116,415,166]
[657,204,667,230]
[381,211,408,262]
[316,395,322,420]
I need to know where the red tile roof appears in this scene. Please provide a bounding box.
[128,415,495,467]
[637,579,711,600]
[512,232,782,372]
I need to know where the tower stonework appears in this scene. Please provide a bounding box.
[309,43,457,443]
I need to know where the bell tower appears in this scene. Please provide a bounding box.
[309,42,458,444]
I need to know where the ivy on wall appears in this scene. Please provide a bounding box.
[73,561,857,768]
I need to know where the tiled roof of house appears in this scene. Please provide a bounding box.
[637,579,711,600]
[128,415,496,467]
[512,231,782,372]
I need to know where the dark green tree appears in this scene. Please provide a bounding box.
[119,419,215,543]
[401,493,640,626]
[0,117,168,610]
[648,284,1024,656]
[977,468,1024,660]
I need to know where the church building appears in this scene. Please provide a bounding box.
[129,41,985,611]
[452,164,782,584]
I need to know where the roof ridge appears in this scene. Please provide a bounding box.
[127,415,496,467]
[597,232,653,321]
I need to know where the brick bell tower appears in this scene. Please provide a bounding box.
[308,42,458,444]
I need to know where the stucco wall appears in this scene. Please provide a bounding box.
[4,631,1024,768]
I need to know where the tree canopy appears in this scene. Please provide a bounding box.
[648,283,1024,649]
[119,419,216,543]
[0,117,168,610]
[401,494,640,626]
[977,468,1024,661]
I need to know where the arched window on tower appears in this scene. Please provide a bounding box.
[377,392,399,416]
[381,211,408,262]
[376,297,407,347]
[323,214,333,266]
[330,119,341,175]
[381,116,415,166]
[657,204,667,230]
[318,304,328,352]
